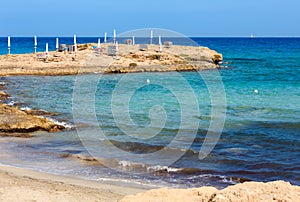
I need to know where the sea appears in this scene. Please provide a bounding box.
[0,37,299,189]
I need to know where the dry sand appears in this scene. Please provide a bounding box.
[0,165,147,202]
[0,165,299,202]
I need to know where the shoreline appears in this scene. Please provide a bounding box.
[0,164,148,202]
[1,164,299,202]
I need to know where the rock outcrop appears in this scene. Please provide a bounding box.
[0,44,223,76]
[0,104,65,135]
[121,181,300,202]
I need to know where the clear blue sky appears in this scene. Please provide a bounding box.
[1,0,299,37]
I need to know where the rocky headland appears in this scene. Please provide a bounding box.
[0,43,222,76]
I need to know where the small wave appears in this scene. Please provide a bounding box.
[147,165,183,173]
[58,153,102,165]
[20,106,32,111]
[7,101,16,106]
[58,151,210,175]
[42,117,73,129]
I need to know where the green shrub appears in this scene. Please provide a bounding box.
[129,63,138,67]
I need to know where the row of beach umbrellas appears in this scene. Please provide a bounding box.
[4,30,163,54]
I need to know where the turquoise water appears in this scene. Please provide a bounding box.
[0,37,299,188]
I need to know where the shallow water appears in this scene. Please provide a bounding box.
[0,37,299,188]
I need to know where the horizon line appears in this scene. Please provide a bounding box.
[0,35,300,38]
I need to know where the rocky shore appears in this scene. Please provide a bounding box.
[121,181,300,202]
[0,43,222,76]
[0,83,65,137]
[0,103,65,137]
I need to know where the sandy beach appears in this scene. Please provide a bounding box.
[0,165,299,202]
[0,165,147,202]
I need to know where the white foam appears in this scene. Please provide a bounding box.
[221,176,237,185]
[20,106,32,111]
[41,116,73,129]
[147,165,182,173]
[7,101,15,106]
[118,160,133,167]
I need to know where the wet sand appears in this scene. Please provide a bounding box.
[1,165,299,202]
[0,165,147,202]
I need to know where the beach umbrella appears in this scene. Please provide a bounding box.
[73,34,77,54]
[116,41,119,53]
[34,35,37,46]
[8,36,11,55]
[34,35,37,53]
[46,43,49,55]
[158,35,162,45]
[97,38,101,48]
[132,36,135,45]
[113,29,116,44]
[159,43,163,53]
[74,34,77,45]
[8,36,11,48]
[104,32,107,43]
[56,38,59,50]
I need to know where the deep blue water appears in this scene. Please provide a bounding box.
[0,37,299,188]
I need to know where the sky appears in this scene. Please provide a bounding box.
[1,0,300,37]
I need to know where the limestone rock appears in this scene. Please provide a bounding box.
[121,181,300,202]
[0,91,9,101]
[0,104,65,134]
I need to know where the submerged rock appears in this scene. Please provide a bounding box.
[0,91,9,101]
[0,104,65,134]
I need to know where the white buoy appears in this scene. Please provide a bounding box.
[254,89,259,94]
[146,79,150,84]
